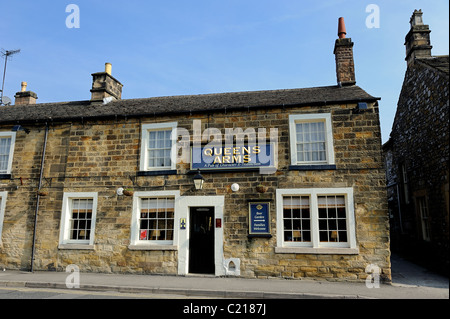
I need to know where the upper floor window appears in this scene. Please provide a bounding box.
[140,122,177,172]
[289,114,335,167]
[0,132,16,175]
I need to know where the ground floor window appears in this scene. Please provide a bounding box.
[0,191,7,243]
[417,196,431,241]
[129,190,180,249]
[59,192,98,248]
[276,188,358,254]
[139,197,175,241]
[282,195,311,243]
[318,195,348,243]
[70,198,94,241]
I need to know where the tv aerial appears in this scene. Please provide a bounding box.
[1,49,21,106]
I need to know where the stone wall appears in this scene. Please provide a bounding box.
[385,58,449,275]
[0,101,390,282]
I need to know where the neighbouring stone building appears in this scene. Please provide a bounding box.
[384,10,449,276]
[0,18,390,282]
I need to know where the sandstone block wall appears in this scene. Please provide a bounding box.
[0,101,390,282]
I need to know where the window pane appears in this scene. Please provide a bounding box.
[0,137,12,173]
[318,195,347,243]
[295,121,327,163]
[70,198,94,241]
[418,196,430,241]
[147,129,172,168]
[139,197,175,241]
[282,196,311,243]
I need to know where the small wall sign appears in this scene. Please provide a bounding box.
[248,202,271,237]
[180,218,186,230]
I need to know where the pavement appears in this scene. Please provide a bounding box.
[0,253,448,299]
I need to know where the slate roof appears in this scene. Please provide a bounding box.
[0,85,379,124]
[416,55,449,74]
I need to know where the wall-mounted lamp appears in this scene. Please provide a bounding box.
[193,169,205,190]
[231,183,240,192]
[116,187,124,196]
[12,125,30,134]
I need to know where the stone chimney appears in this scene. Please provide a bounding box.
[14,82,38,105]
[405,10,432,65]
[333,17,356,87]
[90,63,123,103]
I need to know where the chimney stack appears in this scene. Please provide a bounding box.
[14,82,38,105]
[90,63,123,103]
[333,17,356,87]
[405,10,432,65]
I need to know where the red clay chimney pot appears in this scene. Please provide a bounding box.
[338,17,347,39]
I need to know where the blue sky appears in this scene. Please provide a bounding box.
[1,1,448,143]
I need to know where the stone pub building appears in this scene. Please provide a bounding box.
[0,18,390,282]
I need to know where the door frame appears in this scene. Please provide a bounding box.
[177,196,224,276]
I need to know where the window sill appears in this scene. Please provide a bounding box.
[275,247,359,255]
[289,165,336,171]
[58,244,95,250]
[128,244,177,251]
[137,170,177,176]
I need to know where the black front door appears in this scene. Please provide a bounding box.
[189,207,215,274]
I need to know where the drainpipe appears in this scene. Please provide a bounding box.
[30,123,48,272]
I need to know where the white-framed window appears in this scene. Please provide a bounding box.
[58,192,98,249]
[0,191,7,244]
[289,114,335,166]
[276,188,358,254]
[140,122,177,171]
[129,190,180,250]
[0,132,16,175]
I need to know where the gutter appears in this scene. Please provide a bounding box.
[30,123,48,272]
